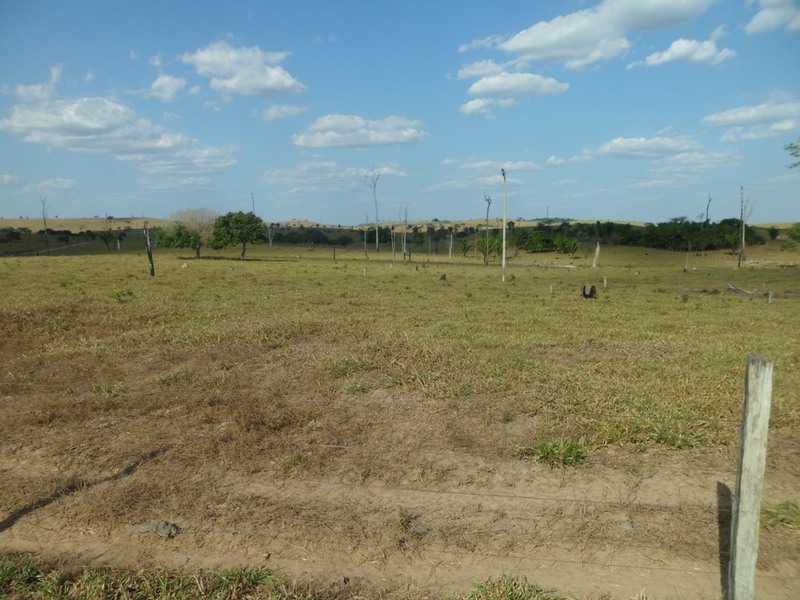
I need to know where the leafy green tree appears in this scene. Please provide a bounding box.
[787,223,800,242]
[553,234,578,255]
[457,237,472,257]
[211,211,266,259]
[476,234,499,262]
[786,137,800,170]
[157,223,201,255]
[97,230,113,251]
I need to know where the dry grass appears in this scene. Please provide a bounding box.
[1,241,799,598]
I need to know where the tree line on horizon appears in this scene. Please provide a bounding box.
[3,210,799,258]
[152,209,800,260]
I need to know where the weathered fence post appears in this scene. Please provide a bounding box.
[728,353,772,600]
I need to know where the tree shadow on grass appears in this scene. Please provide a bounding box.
[0,446,170,533]
[177,255,299,262]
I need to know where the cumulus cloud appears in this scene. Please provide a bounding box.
[627,28,736,68]
[266,161,405,194]
[292,114,427,148]
[460,158,541,171]
[456,0,718,117]
[0,173,21,185]
[598,135,701,158]
[456,60,505,80]
[468,72,569,97]
[182,40,306,97]
[498,8,629,69]
[463,0,720,70]
[0,94,236,182]
[703,101,800,140]
[262,104,308,122]
[150,73,187,101]
[38,177,76,191]
[16,64,62,102]
[460,98,511,116]
[459,72,568,117]
[745,0,800,34]
[658,149,738,173]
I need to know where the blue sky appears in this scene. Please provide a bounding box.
[1,0,799,226]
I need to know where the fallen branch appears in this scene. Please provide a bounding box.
[727,284,759,296]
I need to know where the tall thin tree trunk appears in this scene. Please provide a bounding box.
[738,186,746,268]
[143,222,155,277]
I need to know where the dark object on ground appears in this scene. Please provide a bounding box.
[125,519,180,538]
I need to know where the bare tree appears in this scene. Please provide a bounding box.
[40,196,49,253]
[738,186,752,268]
[363,166,381,252]
[402,206,409,261]
[143,221,155,276]
[170,207,218,258]
[483,192,492,265]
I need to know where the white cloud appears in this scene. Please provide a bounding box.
[0,174,20,185]
[468,72,569,97]
[658,149,738,172]
[458,35,506,54]
[460,159,541,171]
[703,101,800,140]
[262,104,308,122]
[460,72,567,117]
[266,161,405,193]
[84,71,94,82]
[599,135,701,157]
[150,74,187,102]
[460,98,503,116]
[0,95,236,182]
[464,0,720,70]
[16,64,62,102]
[457,60,505,80]
[181,40,306,97]
[149,53,163,67]
[627,29,736,68]
[38,177,76,191]
[547,156,566,165]
[499,7,630,69]
[745,0,800,34]
[292,114,427,148]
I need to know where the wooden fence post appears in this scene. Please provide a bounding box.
[728,353,773,600]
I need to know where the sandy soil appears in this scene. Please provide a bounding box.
[1,384,798,600]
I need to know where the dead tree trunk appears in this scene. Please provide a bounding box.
[143,222,155,277]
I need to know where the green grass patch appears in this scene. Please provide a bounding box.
[763,500,800,530]
[0,556,588,600]
[462,575,576,600]
[514,440,587,466]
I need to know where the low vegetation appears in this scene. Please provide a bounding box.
[0,236,798,598]
[0,557,579,600]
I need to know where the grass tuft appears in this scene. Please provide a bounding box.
[515,440,587,466]
[762,500,800,530]
[462,574,576,600]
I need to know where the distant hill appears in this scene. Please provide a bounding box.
[0,217,173,233]
[1,216,791,234]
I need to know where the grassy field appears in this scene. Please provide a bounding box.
[1,241,799,598]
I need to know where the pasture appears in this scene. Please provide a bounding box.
[0,241,798,599]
